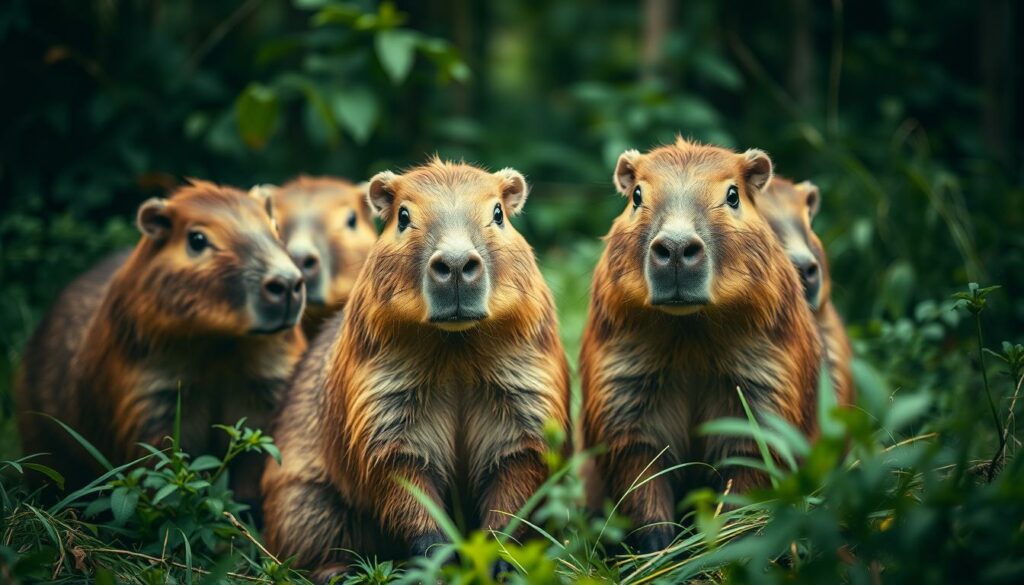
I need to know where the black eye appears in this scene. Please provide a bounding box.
[726,185,740,209]
[347,210,357,230]
[493,203,504,226]
[632,185,643,208]
[397,207,411,231]
[187,231,208,253]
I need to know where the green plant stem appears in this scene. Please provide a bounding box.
[975,314,1005,482]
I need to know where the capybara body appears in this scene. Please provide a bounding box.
[16,181,307,498]
[264,176,376,337]
[760,176,854,407]
[580,138,822,554]
[262,159,570,581]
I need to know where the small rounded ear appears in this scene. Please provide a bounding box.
[741,149,773,192]
[367,171,398,220]
[354,181,375,223]
[798,180,821,219]
[494,168,529,215]
[248,184,278,220]
[613,149,641,194]
[137,198,172,240]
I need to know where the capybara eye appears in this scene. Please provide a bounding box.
[397,207,411,231]
[347,210,357,230]
[493,203,504,226]
[632,185,643,208]
[726,185,740,209]
[187,230,209,253]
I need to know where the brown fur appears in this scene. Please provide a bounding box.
[262,159,570,580]
[760,176,854,407]
[579,139,822,551]
[15,181,306,501]
[270,176,377,337]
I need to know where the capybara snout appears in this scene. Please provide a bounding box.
[365,161,530,332]
[612,144,774,315]
[134,185,305,335]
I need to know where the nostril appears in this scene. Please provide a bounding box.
[682,241,704,260]
[804,262,819,279]
[292,278,304,295]
[463,257,481,279]
[652,241,672,263]
[430,258,452,280]
[264,278,287,299]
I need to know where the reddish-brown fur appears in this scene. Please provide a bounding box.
[15,181,306,501]
[266,176,377,338]
[759,176,854,406]
[580,139,822,553]
[262,159,570,581]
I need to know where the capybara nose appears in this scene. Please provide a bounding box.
[262,272,304,308]
[288,243,322,282]
[797,258,820,289]
[428,249,484,286]
[650,232,706,269]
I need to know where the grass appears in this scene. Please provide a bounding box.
[1,245,1022,584]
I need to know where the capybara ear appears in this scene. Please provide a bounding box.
[248,184,279,221]
[742,149,773,192]
[137,198,172,240]
[367,171,398,220]
[355,181,375,223]
[614,149,641,194]
[798,180,821,219]
[494,168,529,215]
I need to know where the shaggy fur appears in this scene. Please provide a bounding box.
[262,159,570,581]
[16,181,306,501]
[580,139,822,553]
[760,176,854,406]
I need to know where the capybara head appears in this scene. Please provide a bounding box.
[606,137,780,316]
[134,180,304,335]
[262,177,376,310]
[758,177,829,310]
[363,158,533,331]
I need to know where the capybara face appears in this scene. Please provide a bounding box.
[266,177,376,309]
[759,177,829,310]
[134,181,304,335]
[606,138,776,316]
[364,159,533,331]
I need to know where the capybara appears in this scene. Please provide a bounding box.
[580,138,822,554]
[760,176,854,407]
[262,158,570,581]
[259,176,377,338]
[16,181,307,502]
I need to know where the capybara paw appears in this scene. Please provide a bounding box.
[409,531,450,560]
[629,526,675,556]
[311,563,349,585]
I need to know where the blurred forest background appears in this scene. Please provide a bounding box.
[0,0,1023,581]
[1,0,1022,394]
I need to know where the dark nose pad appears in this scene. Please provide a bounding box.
[798,259,820,290]
[429,250,484,285]
[262,273,304,308]
[294,251,321,281]
[650,233,706,269]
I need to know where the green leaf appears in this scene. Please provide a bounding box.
[41,413,113,471]
[189,455,222,472]
[262,442,282,465]
[235,83,280,149]
[23,463,65,491]
[111,486,139,524]
[375,29,418,84]
[330,87,379,144]
[152,483,178,505]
